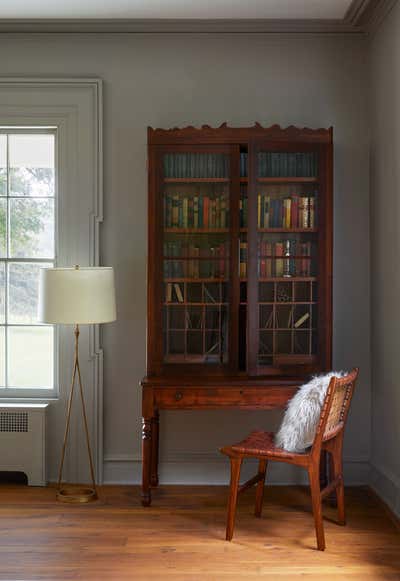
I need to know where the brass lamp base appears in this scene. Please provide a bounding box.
[57,486,98,504]
[57,323,98,503]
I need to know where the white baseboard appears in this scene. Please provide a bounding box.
[370,462,400,518]
[103,452,370,486]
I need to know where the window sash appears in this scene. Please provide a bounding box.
[0,128,58,396]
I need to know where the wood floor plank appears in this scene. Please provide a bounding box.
[0,485,398,580]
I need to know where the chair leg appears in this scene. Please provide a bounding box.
[308,466,325,551]
[255,459,268,517]
[225,457,242,541]
[331,446,345,525]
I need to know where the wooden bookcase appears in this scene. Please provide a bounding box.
[141,124,333,505]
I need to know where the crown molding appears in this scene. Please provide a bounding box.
[0,18,360,34]
[0,1,396,35]
[345,0,372,25]
[353,0,398,32]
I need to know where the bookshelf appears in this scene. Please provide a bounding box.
[147,125,332,376]
[141,124,333,504]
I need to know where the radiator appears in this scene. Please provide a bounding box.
[0,403,48,486]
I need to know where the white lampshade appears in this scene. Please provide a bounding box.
[38,267,116,325]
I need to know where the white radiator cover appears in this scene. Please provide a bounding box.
[0,403,48,486]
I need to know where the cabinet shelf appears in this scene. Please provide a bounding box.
[240,228,318,233]
[164,277,227,282]
[165,228,229,234]
[257,177,318,184]
[164,256,229,261]
[240,177,318,184]
[258,328,316,331]
[164,302,228,306]
[164,178,229,183]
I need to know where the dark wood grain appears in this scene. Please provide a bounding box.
[144,124,334,504]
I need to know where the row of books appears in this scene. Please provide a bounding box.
[258,240,313,278]
[162,151,317,179]
[164,241,228,257]
[164,194,229,228]
[164,242,227,279]
[257,195,316,229]
[258,152,318,178]
[163,153,229,178]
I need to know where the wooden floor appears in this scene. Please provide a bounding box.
[0,485,398,580]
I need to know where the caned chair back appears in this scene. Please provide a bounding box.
[312,368,359,454]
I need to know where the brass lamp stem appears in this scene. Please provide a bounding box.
[57,324,98,503]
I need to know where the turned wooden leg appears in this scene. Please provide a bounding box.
[141,417,152,507]
[225,457,242,541]
[255,459,268,518]
[309,466,325,551]
[151,412,160,487]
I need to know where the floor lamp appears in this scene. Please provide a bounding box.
[38,266,116,503]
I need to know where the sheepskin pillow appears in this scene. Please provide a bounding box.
[275,371,346,453]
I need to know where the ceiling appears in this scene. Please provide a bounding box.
[0,0,354,20]
[0,0,395,33]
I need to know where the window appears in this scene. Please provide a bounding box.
[0,130,56,392]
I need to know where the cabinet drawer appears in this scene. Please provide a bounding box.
[153,386,295,410]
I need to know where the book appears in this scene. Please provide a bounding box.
[174,283,184,303]
[291,195,299,228]
[294,312,310,328]
[299,197,309,228]
[283,198,291,228]
[275,242,284,277]
[193,196,199,228]
[309,197,316,228]
[240,241,247,278]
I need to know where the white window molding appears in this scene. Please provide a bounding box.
[0,78,104,484]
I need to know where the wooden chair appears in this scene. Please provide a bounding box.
[220,368,359,551]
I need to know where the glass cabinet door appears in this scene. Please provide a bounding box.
[248,145,321,374]
[161,149,232,366]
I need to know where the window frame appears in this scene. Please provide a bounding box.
[0,127,59,399]
[0,78,104,485]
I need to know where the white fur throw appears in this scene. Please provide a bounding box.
[275,372,346,453]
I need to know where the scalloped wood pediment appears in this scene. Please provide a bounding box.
[148,123,332,144]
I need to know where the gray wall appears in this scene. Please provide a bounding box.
[0,33,371,484]
[370,3,400,515]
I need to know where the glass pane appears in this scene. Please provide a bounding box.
[0,198,6,257]
[0,262,4,324]
[9,198,55,258]
[256,150,319,368]
[9,134,55,197]
[8,262,52,324]
[0,326,4,386]
[8,326,54,388]
[162,153,230,365]
[0,135,6,196]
